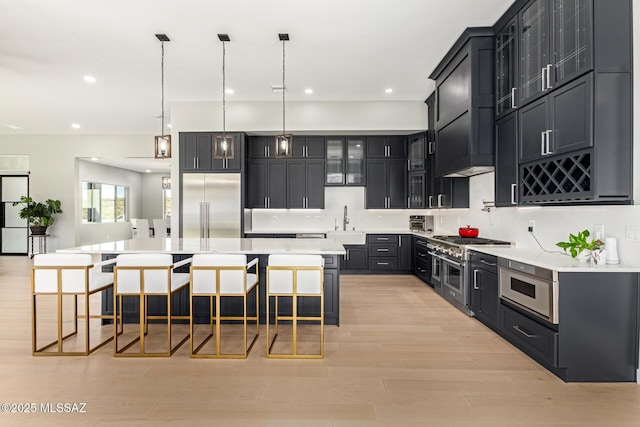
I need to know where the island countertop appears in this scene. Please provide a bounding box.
[57,237,346,255]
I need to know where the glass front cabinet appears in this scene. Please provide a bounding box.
[325,137,365,186]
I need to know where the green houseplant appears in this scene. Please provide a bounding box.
[12,196,63,235]
[556,229,605,264]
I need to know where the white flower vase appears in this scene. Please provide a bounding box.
[590,249,607,267]
[576,251,590,262]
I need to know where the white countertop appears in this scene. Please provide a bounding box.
[245,229,432,236]
[57,237,346,255]
[466,246,640,273]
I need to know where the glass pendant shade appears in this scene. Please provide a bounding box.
[154,135,171,159]
[161,176,171,189]
[214,134,235,158]
[274,134,293,157]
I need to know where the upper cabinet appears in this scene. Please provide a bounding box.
[519,0,592,107]
[325,137,366,186]
[407,132,426,171]
[292,136,325,158]
[495,17,518,117]
[366,136,406,158]
[180,132,243,172]
[429,27,495,178]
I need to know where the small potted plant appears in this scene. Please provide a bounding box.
[12,196,63,235]
[556,229,605,265]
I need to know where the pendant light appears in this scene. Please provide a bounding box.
[214,34,234,160]
[274,33,292,157]
[154,34,171,159]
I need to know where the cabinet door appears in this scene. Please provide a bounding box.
[345,246,368,270]
[386,136,407,158]
[325,137,345,185]
[397,235,412,271]
[267,161,287,209]
[387,160,407,209]
[247,136,271,158]
[472,268,499,330]
[519,0,550,105]
[549,73,592,156]
[305,137,325,158]
[365,160,387,208]
[287,160,306,208]
[408,134,425,170]
[366,137,387,158]
[346,138,365,185]
[181,133,199,171]
[212,134,241,171]
[425,155,436,209]
[306,160,325,209]
[495,112,518,206]
[408,172,425,209]
[195,133,213,170]
[496,17,519,116]
[246,161,267,208]
[518,96,549,163]
[552,0,592,87]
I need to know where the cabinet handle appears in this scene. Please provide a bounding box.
[193,158,197,169]
[378,262,390,266]
[511,183,517,205]
[418,253,426,257]
[540,131,546,155]
[346,249,349,261]
[479,259,497,267]
[511,87,517,109]
[541,67,546,92]
[398,236,402,247]
[264,197,268,208]
[378,237,390,241]
[428,141,435,155]
[546,64,553,90]
[546,130,553,155]
[428,195,433,209]
[407,197,410,208]
[377,248,389,252]
[473,269,479,290]
[437,194,443,208]
[513,325,536,338]
[268,197,271,208]
[264,146,267,157]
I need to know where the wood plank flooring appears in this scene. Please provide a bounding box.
[0,256,639,426]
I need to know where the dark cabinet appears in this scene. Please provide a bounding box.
[365,159,406,209]
[293,136,325,158]
[407,133,426,171]
[469,251,499,331]
[495,112,518,206]
[495,17,518,117]
[407,172,425,209]
[413,236,432,285]
[180,133,212,171]
[247,136,274,158]
[519,73,592,163]
[211,133,243,171]
[325,137,365,186]
[518,0,593,107]
[397,235,412,271]
[366,136,406,158]
[246,160,286,208]
[429,28,495,178]
[340,245,367,270]
[286,160,324,209]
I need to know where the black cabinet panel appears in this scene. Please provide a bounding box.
[397,235,412,271]
[366,136,406,158]
[247,136,273,158]
[519,0,550,105]
[387,160,407,209]
[469,252,499,330]
[287,161,306,208]
[495,112,518,206]
[341,246,367,270]
[365,160,387,209]
[518,97,549,163]
[267,162,287,209]
[246,161,267,208]
[496,17,518,117]
[246,160,286,208]
[550,73,592,156]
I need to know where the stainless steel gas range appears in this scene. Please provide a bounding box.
[427,235,512,316]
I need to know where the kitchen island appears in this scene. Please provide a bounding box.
[59,237,346,326]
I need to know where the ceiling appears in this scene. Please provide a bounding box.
[1,0,514,172]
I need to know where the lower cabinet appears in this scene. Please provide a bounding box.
[413,236,432,285]
[469,251,499,330]
[340,245,368,270]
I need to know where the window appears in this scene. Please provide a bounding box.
[82,181,129,223]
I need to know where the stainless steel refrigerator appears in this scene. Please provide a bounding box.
[181,173,242,238]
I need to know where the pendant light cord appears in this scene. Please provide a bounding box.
[160,41,165,134]
[222,40,226,139]
[282,39,286,135]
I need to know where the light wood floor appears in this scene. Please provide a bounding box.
[1,256,639,426]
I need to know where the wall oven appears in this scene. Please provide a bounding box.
[498,258,559,324]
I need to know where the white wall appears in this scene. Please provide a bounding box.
[141,173,166,220]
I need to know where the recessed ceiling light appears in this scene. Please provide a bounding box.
[91,157,99,161]
[385,88,393,94]
[304,88,313,95]
[84,75,96,83]
[3,124,23,130]
[145,169,151,173]
[225,88,234,95]
[167,124,172,129]
[71,123,81,129]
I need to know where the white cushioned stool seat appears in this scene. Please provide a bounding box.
[32,253,115,356]
[189,254,259,358]
[266,254,324,359]
[113,253,191,357]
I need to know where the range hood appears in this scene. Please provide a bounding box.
[428,27,495,179]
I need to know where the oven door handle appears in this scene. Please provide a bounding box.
[513,325,537,338]
[446,259,462,267]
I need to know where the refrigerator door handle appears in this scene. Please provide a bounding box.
[199,202,205,238]
[204,202,210,238]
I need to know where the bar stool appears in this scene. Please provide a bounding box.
[113,254,191,357]
[266,254,324,359]
[32,253,115,356]
[152,219,168,239]
[189,254,259,358]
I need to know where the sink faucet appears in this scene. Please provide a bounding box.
[343,205,350,231]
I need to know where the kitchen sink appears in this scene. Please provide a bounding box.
[326,231,366,245]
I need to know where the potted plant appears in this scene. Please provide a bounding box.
[556,229,605,265]
[12,196,63,235]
